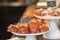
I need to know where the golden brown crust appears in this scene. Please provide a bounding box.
[21,5,36,18]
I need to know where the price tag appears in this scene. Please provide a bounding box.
[20,16,31,23]
[47,1,56,7]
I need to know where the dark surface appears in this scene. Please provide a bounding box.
[0,0,4,2]
[0,6,27,39]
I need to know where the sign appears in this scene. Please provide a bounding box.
[20,16,31,23]
[47,1,56,7]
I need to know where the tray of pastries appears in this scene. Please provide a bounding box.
[7,18,50,36]
[35,7,60,19]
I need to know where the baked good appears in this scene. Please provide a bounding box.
[35,7,60,16]
[7,24,18,33]
[18,26,29,34]
[28,22,39,33]
[39,24,49,32]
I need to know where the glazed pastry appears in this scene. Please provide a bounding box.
[36,19,42,24]
[39,24,49,32]
[35,7,60,16]
[21,23,28,28]
[18,26,29,34]
[55,8,60,16]
[18,23,29,34]
[30,18,37,23]
[47,7,55,16]
[8,25,18,33]
[41,10,49,16]
[47,7,54,13]
[28,22,39,33]
[35,10,41,16]
[43,20,49,24]
[35,8,44,16]
[17,27,21,34]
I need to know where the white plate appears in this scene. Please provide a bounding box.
[7,23,50,36]
[10,27,50,36]
[11,32,47,36]
[11,32,48,36]
[35,15,60,19]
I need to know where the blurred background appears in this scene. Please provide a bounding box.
[0,0,60,39]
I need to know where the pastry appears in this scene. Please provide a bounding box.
[39,24,49,32]
[18,23,29,34]
[7,25,18,33]
[41,10,49,16]
[18,26,29,34]
[28,22,39,33]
